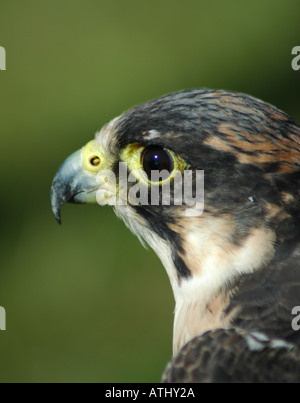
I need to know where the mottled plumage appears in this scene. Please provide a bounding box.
[162,329,300,383]
[51,89,300,382]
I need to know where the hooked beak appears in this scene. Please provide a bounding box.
[50,149,98,224]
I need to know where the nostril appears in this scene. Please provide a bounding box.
[90,156,100,166]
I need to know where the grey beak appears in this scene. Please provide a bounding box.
[51,149,98,224]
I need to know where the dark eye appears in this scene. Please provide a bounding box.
[142,146,174,181]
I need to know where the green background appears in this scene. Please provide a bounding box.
[0,0,299,383]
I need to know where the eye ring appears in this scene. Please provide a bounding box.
[141,146,174,182]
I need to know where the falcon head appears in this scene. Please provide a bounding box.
[51,89,300,355]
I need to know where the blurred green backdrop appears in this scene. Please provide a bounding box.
[0,0,299,383]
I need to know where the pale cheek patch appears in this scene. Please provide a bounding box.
[233,227,276,274]
[170,216,276,353]
[173,214,276,279]
[170,214,236,277]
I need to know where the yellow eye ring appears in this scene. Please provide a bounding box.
[120,143,188,185]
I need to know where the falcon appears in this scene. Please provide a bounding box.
[51,89,300,382]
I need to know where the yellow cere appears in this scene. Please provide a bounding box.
[82,140,110,173]
[120,143,189,185]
